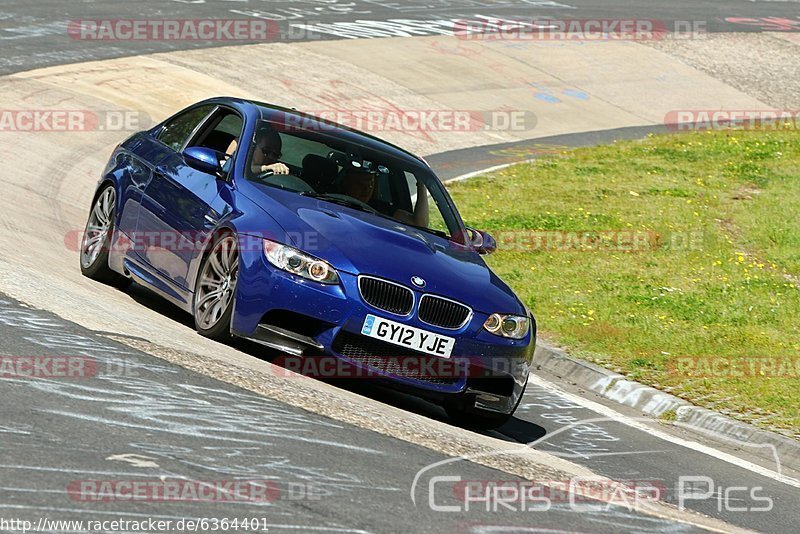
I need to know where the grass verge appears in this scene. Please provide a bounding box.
[447,128,800,437]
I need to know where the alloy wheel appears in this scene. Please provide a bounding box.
[195,235,239,330]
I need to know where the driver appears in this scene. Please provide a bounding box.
[251,127,289,175]
[340,167,429,228]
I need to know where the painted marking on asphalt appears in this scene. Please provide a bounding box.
[444,160,529,184]
[528,374,800,489]
[0,425,31,435]
[105,453,160,468]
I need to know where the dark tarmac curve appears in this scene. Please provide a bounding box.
[1,0,798,75]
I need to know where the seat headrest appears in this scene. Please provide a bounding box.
[302,154,338,192]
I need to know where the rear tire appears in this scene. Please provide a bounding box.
[193,233,239,342]
[79,185,131,289]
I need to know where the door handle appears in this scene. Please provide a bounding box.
[203,214,219,228]
[154,165,169,178]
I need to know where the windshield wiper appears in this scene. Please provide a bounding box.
[301,193,450,239]
[407,224,449,239]
[300,192,378,213]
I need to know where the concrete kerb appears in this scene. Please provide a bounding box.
[532,341,800,473]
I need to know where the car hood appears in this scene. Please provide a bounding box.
[240,183,524,315]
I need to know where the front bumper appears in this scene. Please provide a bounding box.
[231,252,535,414]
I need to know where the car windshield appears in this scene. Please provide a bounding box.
[244,119,462,240]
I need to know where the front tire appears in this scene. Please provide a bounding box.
[445,382,527,430]
[193,233,239,341]
[445,405,513,430]
[79,185,131,288]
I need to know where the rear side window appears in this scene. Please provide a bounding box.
[157,105,214,151]
[215,114,242,137]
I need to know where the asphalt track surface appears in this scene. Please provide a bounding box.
[0,291,710,533]
[428,125,673,180]
[2,286,799,532]
[2,1,800,533]
[2,0,799,74]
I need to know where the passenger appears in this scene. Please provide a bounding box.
[340,167,429,228]
[225,138,238,157]
[220,138,238,174]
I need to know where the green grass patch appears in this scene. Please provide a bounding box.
[447,129,800,436]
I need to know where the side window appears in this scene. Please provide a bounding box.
[190,110,244,156]
[157,105,215,152]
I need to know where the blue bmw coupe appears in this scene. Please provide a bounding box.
[80,97,535,428]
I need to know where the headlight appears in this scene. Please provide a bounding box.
[263,239,340,285]
[483,313,529,339]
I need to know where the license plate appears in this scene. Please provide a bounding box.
[361,314,455,358]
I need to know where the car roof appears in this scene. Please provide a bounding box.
[203,96,429,169]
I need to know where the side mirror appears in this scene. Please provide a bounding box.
[466,227,497,255]
[183,146,223,176]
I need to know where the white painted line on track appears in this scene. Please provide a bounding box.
[443,159,536,184]
[527,374,800,489]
